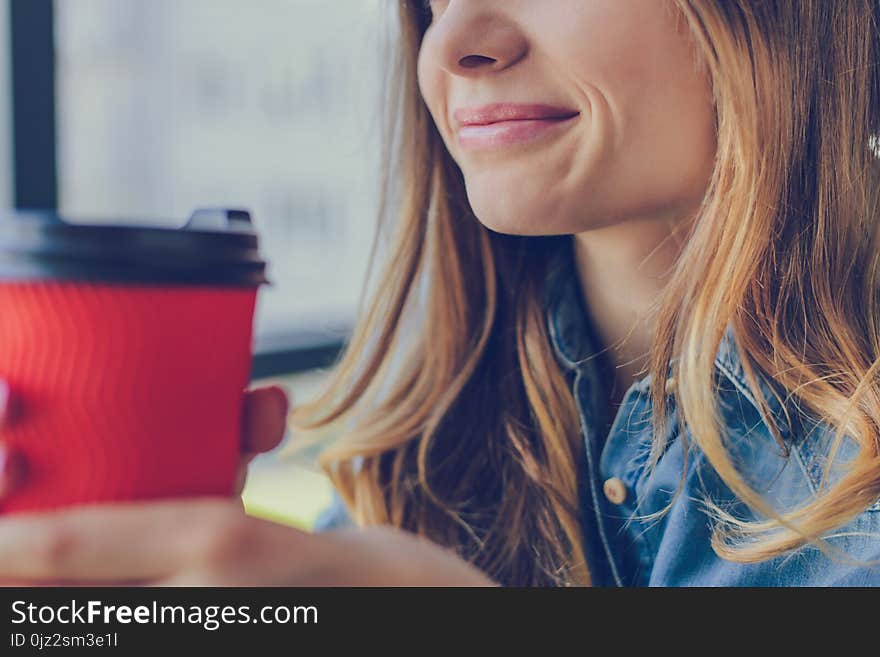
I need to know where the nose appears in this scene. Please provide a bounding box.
[427,2,528,76]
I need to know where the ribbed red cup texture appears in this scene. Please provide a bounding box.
[0,282,256,513]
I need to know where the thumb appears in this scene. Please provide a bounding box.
[241,384,290,456]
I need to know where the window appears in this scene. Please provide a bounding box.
[0,0,10,207]
[54,0,384,369]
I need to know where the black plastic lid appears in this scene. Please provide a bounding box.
[0,208,269,286]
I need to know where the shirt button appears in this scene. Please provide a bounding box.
[664,377,676,395]
[603,477,628,504]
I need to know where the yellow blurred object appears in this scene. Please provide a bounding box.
[242,462,334,530]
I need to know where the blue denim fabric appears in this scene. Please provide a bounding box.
[313,491,353,532]
[313,234,880,585]
[545,234,880,586]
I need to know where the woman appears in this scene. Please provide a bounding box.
[1,0,879,586]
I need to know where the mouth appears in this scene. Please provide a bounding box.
[453,103,580,152]
[456,116,580,151]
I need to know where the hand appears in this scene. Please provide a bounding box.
[0,498,499,586]
[0,380,290,500]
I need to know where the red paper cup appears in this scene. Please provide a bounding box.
[0,209,268,513]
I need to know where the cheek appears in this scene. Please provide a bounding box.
[417,53,455,150]
[416,49,429,101]
[552,7,716,211]
[609,43,716,202]
[417,51,442,120]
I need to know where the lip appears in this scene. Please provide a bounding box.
[453,103,580,127]
[453,103,580,152]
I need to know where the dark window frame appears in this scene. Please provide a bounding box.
[5,0,349,380]
[10,0,56,209]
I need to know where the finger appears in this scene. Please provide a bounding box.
[0,379,9,427]
[0,445,27,499]
[241,385,289,455]
[0,498,237,582]
[156,518,313,586]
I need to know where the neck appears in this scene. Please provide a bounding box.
[572,214,689,401]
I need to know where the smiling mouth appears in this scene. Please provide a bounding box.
[456,114,580,152]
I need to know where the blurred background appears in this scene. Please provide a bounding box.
[0,0,391,528]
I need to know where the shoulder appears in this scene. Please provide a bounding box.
[711,325,877,513]
[645,326,880,585]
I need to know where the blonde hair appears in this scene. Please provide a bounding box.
[288,0,880,584]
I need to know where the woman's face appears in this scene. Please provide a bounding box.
[416,0,717,235]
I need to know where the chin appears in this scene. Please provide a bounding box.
[468,198,573,237]
[464,172,584,236]
[465,194,533,234]
[472,212,542,236]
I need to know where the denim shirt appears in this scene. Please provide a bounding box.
[314,235,880,586]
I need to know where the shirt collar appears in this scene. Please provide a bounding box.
[543,235,792,436]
